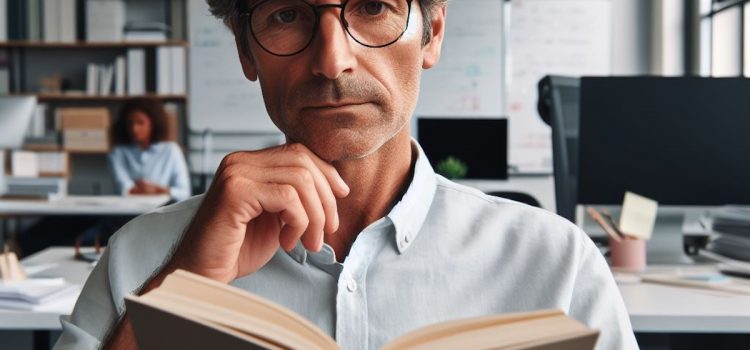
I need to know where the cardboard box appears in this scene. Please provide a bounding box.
[37,151,69,178]
[59,107,110,129]
[64,129,110,152]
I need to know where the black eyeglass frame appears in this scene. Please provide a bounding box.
[237,0,414,57]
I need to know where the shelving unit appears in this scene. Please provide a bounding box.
[0,40,189,49]
[0,0,190,195]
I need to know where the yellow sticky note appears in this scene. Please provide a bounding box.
[619,192,658,240]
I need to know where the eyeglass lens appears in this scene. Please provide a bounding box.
[250,0,410,56]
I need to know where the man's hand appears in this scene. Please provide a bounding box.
[169,143,350,283]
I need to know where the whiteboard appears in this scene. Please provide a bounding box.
[188,0,277,132]
[416,0,505,117]
[507,0,612,173]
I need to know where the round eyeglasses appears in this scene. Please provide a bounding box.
[238,0,413,57]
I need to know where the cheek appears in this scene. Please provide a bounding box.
[385,48,423,119]
[256,64,293,130]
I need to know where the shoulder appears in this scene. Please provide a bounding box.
[152,141,180,151]
[105,194,203,312]
[159,141,184,157]
[431,175,595,259]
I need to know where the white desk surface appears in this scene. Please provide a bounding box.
[0,247,95,330]
[617,265,750,333]
[0,195,170,216]
[4,248,750,333]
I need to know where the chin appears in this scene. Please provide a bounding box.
[292,128,389,163]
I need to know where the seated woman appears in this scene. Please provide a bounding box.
[109,98,190,202]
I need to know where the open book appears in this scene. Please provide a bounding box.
[125,270,600,350]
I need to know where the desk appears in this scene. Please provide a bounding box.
[0,247,93,330]
[0,195,170,247]
[0,195,170,216]
[617,265,750,334]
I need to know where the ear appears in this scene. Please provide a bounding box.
[231,20,259,81]
[422,5,446,69]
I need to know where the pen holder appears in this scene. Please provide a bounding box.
[609,237,646,272]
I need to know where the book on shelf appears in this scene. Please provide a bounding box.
[86,0,126,42]
[59,0,76,42]
[171,47,187,95]
[26,0,42,41]
[115,56,126,95]
[99,64,115,96]
[86,64,99,96]
[157,47,172,95]
[10,151,39,177]
[0,0,6,41]
[126,270,600,350]
[86,62,117,96]
[156,46,187,95]
[0,51,8,95]
[124,22,170,42]
[127,48,146,95]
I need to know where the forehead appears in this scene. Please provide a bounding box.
[244,0,412,7]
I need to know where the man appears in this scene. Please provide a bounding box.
[56,0,638,349]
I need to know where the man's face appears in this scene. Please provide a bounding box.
[236,0,444,162]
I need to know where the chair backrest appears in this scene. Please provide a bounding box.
[537,75,581,221]
[487,191,541,208]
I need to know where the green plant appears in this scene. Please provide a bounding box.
[435,156,468,179]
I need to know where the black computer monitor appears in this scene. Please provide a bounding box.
[538,75,581,221]
[417,118,508,180]
[578,77,750,206]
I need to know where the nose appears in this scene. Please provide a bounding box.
[310,7,357,80]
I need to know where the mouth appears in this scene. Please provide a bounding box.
[304,101,370,110]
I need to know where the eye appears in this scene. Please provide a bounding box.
[363,1,385,16]
[273,9,299,23]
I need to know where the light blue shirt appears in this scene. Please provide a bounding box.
[108,141,191,202]
[56,141,637,350]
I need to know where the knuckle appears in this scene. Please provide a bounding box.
[290,151,309,166]
[290,167,314,185]
[221,176,245,193]
[278,184,298,202]
[287,143,307,153]
[220,151,242,167]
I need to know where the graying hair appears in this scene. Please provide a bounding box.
[206,0,447,46]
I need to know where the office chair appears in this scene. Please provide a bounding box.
[487,191,541,208]
[537,75,581,222]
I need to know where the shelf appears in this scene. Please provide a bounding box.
[0,40,188,49]
[11,94,188,102]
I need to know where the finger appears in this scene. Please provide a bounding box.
[296,148,350,198]
[253,182,309,251]
[228,148,343,234]
[263,144,350,198]
[254,166,327,251]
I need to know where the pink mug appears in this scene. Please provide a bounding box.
[609,238,646,272]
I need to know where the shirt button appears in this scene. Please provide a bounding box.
[346,279,357,292]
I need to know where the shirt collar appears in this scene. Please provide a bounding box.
[286,139,437,264]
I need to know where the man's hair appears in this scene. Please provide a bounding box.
[206,0,447,46]
[111,98,170,145]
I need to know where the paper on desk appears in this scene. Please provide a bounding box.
[619,192,658,240]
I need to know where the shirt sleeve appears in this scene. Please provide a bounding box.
[53,251,118,350]
[108,147,135,196]
[167,143,191,202]
[568,232,640,350]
